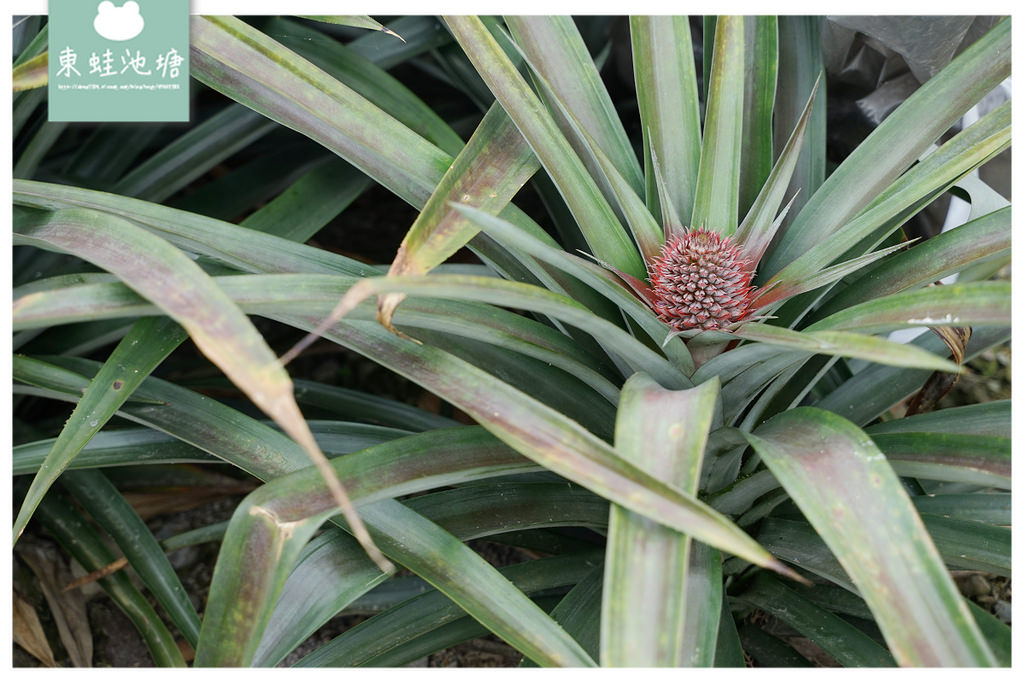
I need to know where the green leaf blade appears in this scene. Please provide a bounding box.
[602,375,720,666]
[763,18,1010,277]
[443,15,645,278]
[13,317,185,543]
[630,16,702,224]
[746,408,997,666]
[691,16,744,234]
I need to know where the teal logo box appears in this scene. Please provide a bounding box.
[48,0,189,122]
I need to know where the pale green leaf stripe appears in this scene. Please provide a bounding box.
[12,317,185,544]
[770,99,1010,286]
[808,281,1010,334]
[733,322,960,372]
[443,15,646,278]
[279,312,794,580]
[630,16,701,224]
[746,408,996,666]
[506,16,644,197]
[763,18,1010,277]
[602,375,719,666]
[739,16,778,218]
[691,16,744,234]
[682,542,724,666]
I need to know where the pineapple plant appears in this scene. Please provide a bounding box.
[12,14,1010,667]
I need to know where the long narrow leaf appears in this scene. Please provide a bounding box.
[808,281,1010,334]
[281,273,689,390]
[296,551,601,667]
[763,18,1010,277]
[770,99,1010,287]
[60,470,201,646]
[276,312,794,579]
[192,431,592,667]
[737,573,896,667]
[13,208,391,571]
[265,17,460,156]
[735,77,820,265]
[602,374,720,666]
[506,16,644,197]
[257,483,608,666]
[190,15,447,207]
[379,103,539,327]
[812,206,1011,319]
[745,408,997,666]
[772,17,826,227]
[12,317,185,543]
[691,16,744,234]
[739,17,778,217]
[630,16,702,223]
[13,274,625,408]
[298,15,404,42]
[443,15,646,277]
[732,322,961,372]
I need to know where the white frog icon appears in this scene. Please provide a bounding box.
[93,1,145,41]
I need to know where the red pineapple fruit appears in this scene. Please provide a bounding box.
[650,227,756,331]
